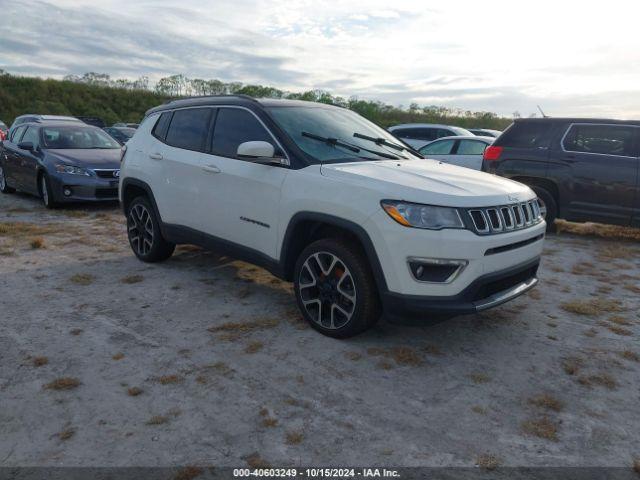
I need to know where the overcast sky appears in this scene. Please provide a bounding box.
[2,0,640,117]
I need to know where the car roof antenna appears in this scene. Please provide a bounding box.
[537,105,548,118]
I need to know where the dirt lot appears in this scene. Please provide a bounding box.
[1,191,639,470]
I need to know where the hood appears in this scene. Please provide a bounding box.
[320,159,535,207]
[46,148,122,169]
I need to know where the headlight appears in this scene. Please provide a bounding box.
[55,164,93,176]
[381,200,464,230]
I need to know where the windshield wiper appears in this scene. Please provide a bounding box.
[353,132,405,151]
[301,131,399,159]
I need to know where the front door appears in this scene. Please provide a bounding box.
[559,123,638,225]
[199,107,288,259]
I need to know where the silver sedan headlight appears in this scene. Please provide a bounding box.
[381,200,464,230]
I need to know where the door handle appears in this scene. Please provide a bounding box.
[202,164,221,174]
[149,153,163,160]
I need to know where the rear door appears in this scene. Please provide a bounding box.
[450,139,489,170]
[15,126,41,194]
[1,125,28,189]
[558,123,638,225]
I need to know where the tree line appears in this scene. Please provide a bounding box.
[0,70,512,130]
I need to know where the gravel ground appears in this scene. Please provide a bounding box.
[0,191,639,470]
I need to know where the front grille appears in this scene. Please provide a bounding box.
[95,188,118,198]
[94,169,120,179]
[467,199,543,235]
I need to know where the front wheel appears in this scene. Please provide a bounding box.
[126,196,175,262]
[293,238,381,338]
[0,165,15,194]
[40,173,56,209]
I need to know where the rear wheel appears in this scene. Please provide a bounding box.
[126,196,175,262]
[0,165,15,193]
[39,173,56,209]
[531,185,557,232]
[294,238,381,338]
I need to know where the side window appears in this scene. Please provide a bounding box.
[211,108,274,158]
[10,125,27,143]
[563,124,636,157]
[457,140,488,155]
[418,128,437,141]
[437,129,454,138]
[420,139,455,155]
[496,121,552,148]
[21,126,40,147]
[152,111,172,141]
[164,108,211,152]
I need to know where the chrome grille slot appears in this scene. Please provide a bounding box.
[513,205,524,226]
[469,210,489,233]
[522,203,531,223]
[486,209,502,231]
[500,207,514,229]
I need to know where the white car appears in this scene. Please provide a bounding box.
[120,97,545,338]
[388,123,473,149]
[419,135,494,170]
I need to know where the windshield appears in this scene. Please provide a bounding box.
[42,126,121,149]
[267,106,419,163]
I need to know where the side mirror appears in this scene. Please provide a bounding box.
[237,141,287,166]
[18,141,35,151]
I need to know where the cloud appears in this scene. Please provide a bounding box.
[2,0,640,117]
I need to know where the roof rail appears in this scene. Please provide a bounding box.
[161,94,260,105]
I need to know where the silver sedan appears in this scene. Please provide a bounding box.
[418,135,494,170]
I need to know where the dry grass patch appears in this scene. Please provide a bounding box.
[208,318,279,339]
[468,372,490,384]
[120,274,144,284]
[556,220,640,241]
[424,344,443,356]
[58,427,75,441]
[583,328,598,338]
[157,374,184,385]
[245,341,264,354]
[521,416,559,441]
[127,387,143,396]
[562,356,584,376]
[561,298,626,316]
[70,328,83,336]
[391,347,422,366]
[620,350,639,362]
[633,458,640,475]
[245,452,271,469]
[471,406,487,415]
[528,393,564,412]
[345,351,362,361]
[377,360,394,370]
[33,356,49,367]
[578,373,617,390]
[609,315,632,326]
[112,352,125,360]
[173,466,204,480]
[0,221,64,237]
[262,417,278,428]
[476,454,501,471]
[623,284,640,294]
[528,289,542,300]
[285,430,304,445]
[146,415,169,425]
[44,377,80,391]
[608,325,633,336]
[69,273,95,286]
[29,237,45,249]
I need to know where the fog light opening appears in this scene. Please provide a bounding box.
[63,187,72,197]
[408,258,468,284]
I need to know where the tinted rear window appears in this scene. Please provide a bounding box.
[152,112,172,141]
[562,124,636,156]
[165,108,211,152]
[495,121,553,148]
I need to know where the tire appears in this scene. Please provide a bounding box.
[39,173,57,209]
[0,165,15,194]
[126,196,175,262]
[530,185,557,233]
[293,237,381,338]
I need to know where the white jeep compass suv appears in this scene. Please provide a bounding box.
[120,96,545,338]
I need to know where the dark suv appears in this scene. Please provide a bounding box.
[482,118,640,229]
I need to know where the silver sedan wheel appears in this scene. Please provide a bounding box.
[298,251,356,329]
[128,204,154,256]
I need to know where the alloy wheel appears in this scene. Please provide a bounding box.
[128,204,154,256]
[298,251,356,329]
[538,198,547,219]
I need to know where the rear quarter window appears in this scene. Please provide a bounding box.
[495,122,553,148]
[152,111,173,141]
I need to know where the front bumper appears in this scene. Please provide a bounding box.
[49,173,119,202]
[382,257,539,322]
